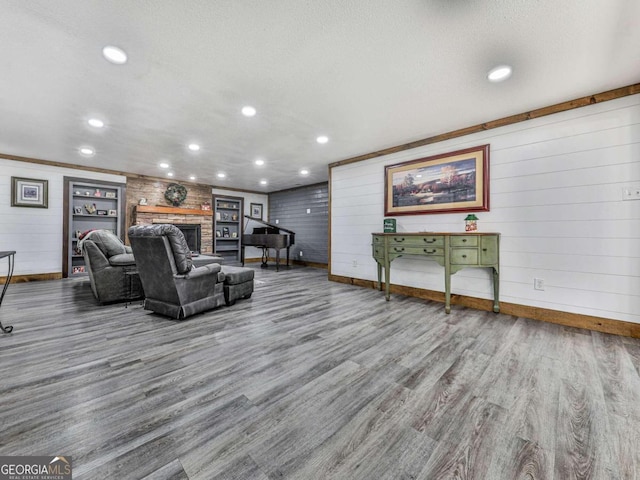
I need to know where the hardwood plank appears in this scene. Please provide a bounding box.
[485,437,551,480]
[624,342,640,376]
[329,273,640,338]
[1,265,640,479]
[555,330,621,479]
[416,396,506,480]
[591,331,640,419]
[591,332,640,479]
[606,412,640,480]
[410,348,492,439]
[472,333,537,411]
[140,459,189,480]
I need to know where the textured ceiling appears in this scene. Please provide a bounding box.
[1,0,638,192]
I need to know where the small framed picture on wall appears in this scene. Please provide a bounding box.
[11,177,48,208]
[250,203,263,220]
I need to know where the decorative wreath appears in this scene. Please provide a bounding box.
[164,183,188,207]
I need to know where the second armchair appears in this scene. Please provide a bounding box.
[128,224,226,319]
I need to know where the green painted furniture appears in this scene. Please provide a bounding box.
[372,232,500,313]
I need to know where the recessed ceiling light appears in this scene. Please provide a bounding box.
[260,179,267,185]
[159,162,169,169]
[217,172,226,179]
[79,147,95,157]
[242,106,256,117]
[167,172,174,177]
[300,169,309,175]
[102,45,127,65]
[487,65,512,82]
[188,143,200,152]
[87,118,104,128]
[189,175,196,181]
[255,159,265,166]
[316,135,329,144]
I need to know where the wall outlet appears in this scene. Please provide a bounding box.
[534,278,545,291]
[299,251,303,257]
[306,208,311,214]
[275,219,279,224]
[352,260,358,268]
[622,185,640,201]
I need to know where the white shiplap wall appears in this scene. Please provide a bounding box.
[0,158,126,275]
[331,94,640,324]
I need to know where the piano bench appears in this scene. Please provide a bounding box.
[220,266,255,306]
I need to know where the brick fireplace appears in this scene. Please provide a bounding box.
[125,177,214,253]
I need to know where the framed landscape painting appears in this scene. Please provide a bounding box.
[384,144,490,216]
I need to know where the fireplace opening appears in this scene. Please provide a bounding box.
[174,224,201,253]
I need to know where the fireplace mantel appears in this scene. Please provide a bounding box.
[134,205,212,216]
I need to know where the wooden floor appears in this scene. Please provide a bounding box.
[1,265,639,480]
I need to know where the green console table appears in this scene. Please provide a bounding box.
[372,232,500,313]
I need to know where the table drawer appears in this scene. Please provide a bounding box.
[388,235,444,247]
[451,236,478,247]
[480,236,499,264]
[373,235,384,245]
[451,248,479,265]
[372,246,384,259]
[388,246,444,256]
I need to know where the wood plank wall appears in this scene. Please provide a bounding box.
[269,183,329,265]
[0,158,126,276]
[329,93,640,326]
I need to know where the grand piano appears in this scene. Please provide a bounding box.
[242,216,295,271]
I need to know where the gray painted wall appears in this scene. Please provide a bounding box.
[269,183,328,264]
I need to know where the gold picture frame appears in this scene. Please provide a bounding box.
[384,144,490,216]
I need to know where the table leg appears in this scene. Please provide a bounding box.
[493,268,500,313]
[377,261,382,291]
[444,264,451,314]
[0,253,15,333]
[384,261,391,301]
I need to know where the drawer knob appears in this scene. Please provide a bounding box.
[462,255,467,258]
[424,249,436,254]
[424,238,436,243]
[462,239,467,242]
[394,247,404,252]
[482,248,487,252]
[395,237,405,242]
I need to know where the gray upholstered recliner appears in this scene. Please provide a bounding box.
[81,229,142,304]
[128,224,226,319]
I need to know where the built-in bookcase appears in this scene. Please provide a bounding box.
[63,177,125,277]
[213,195,243,262]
